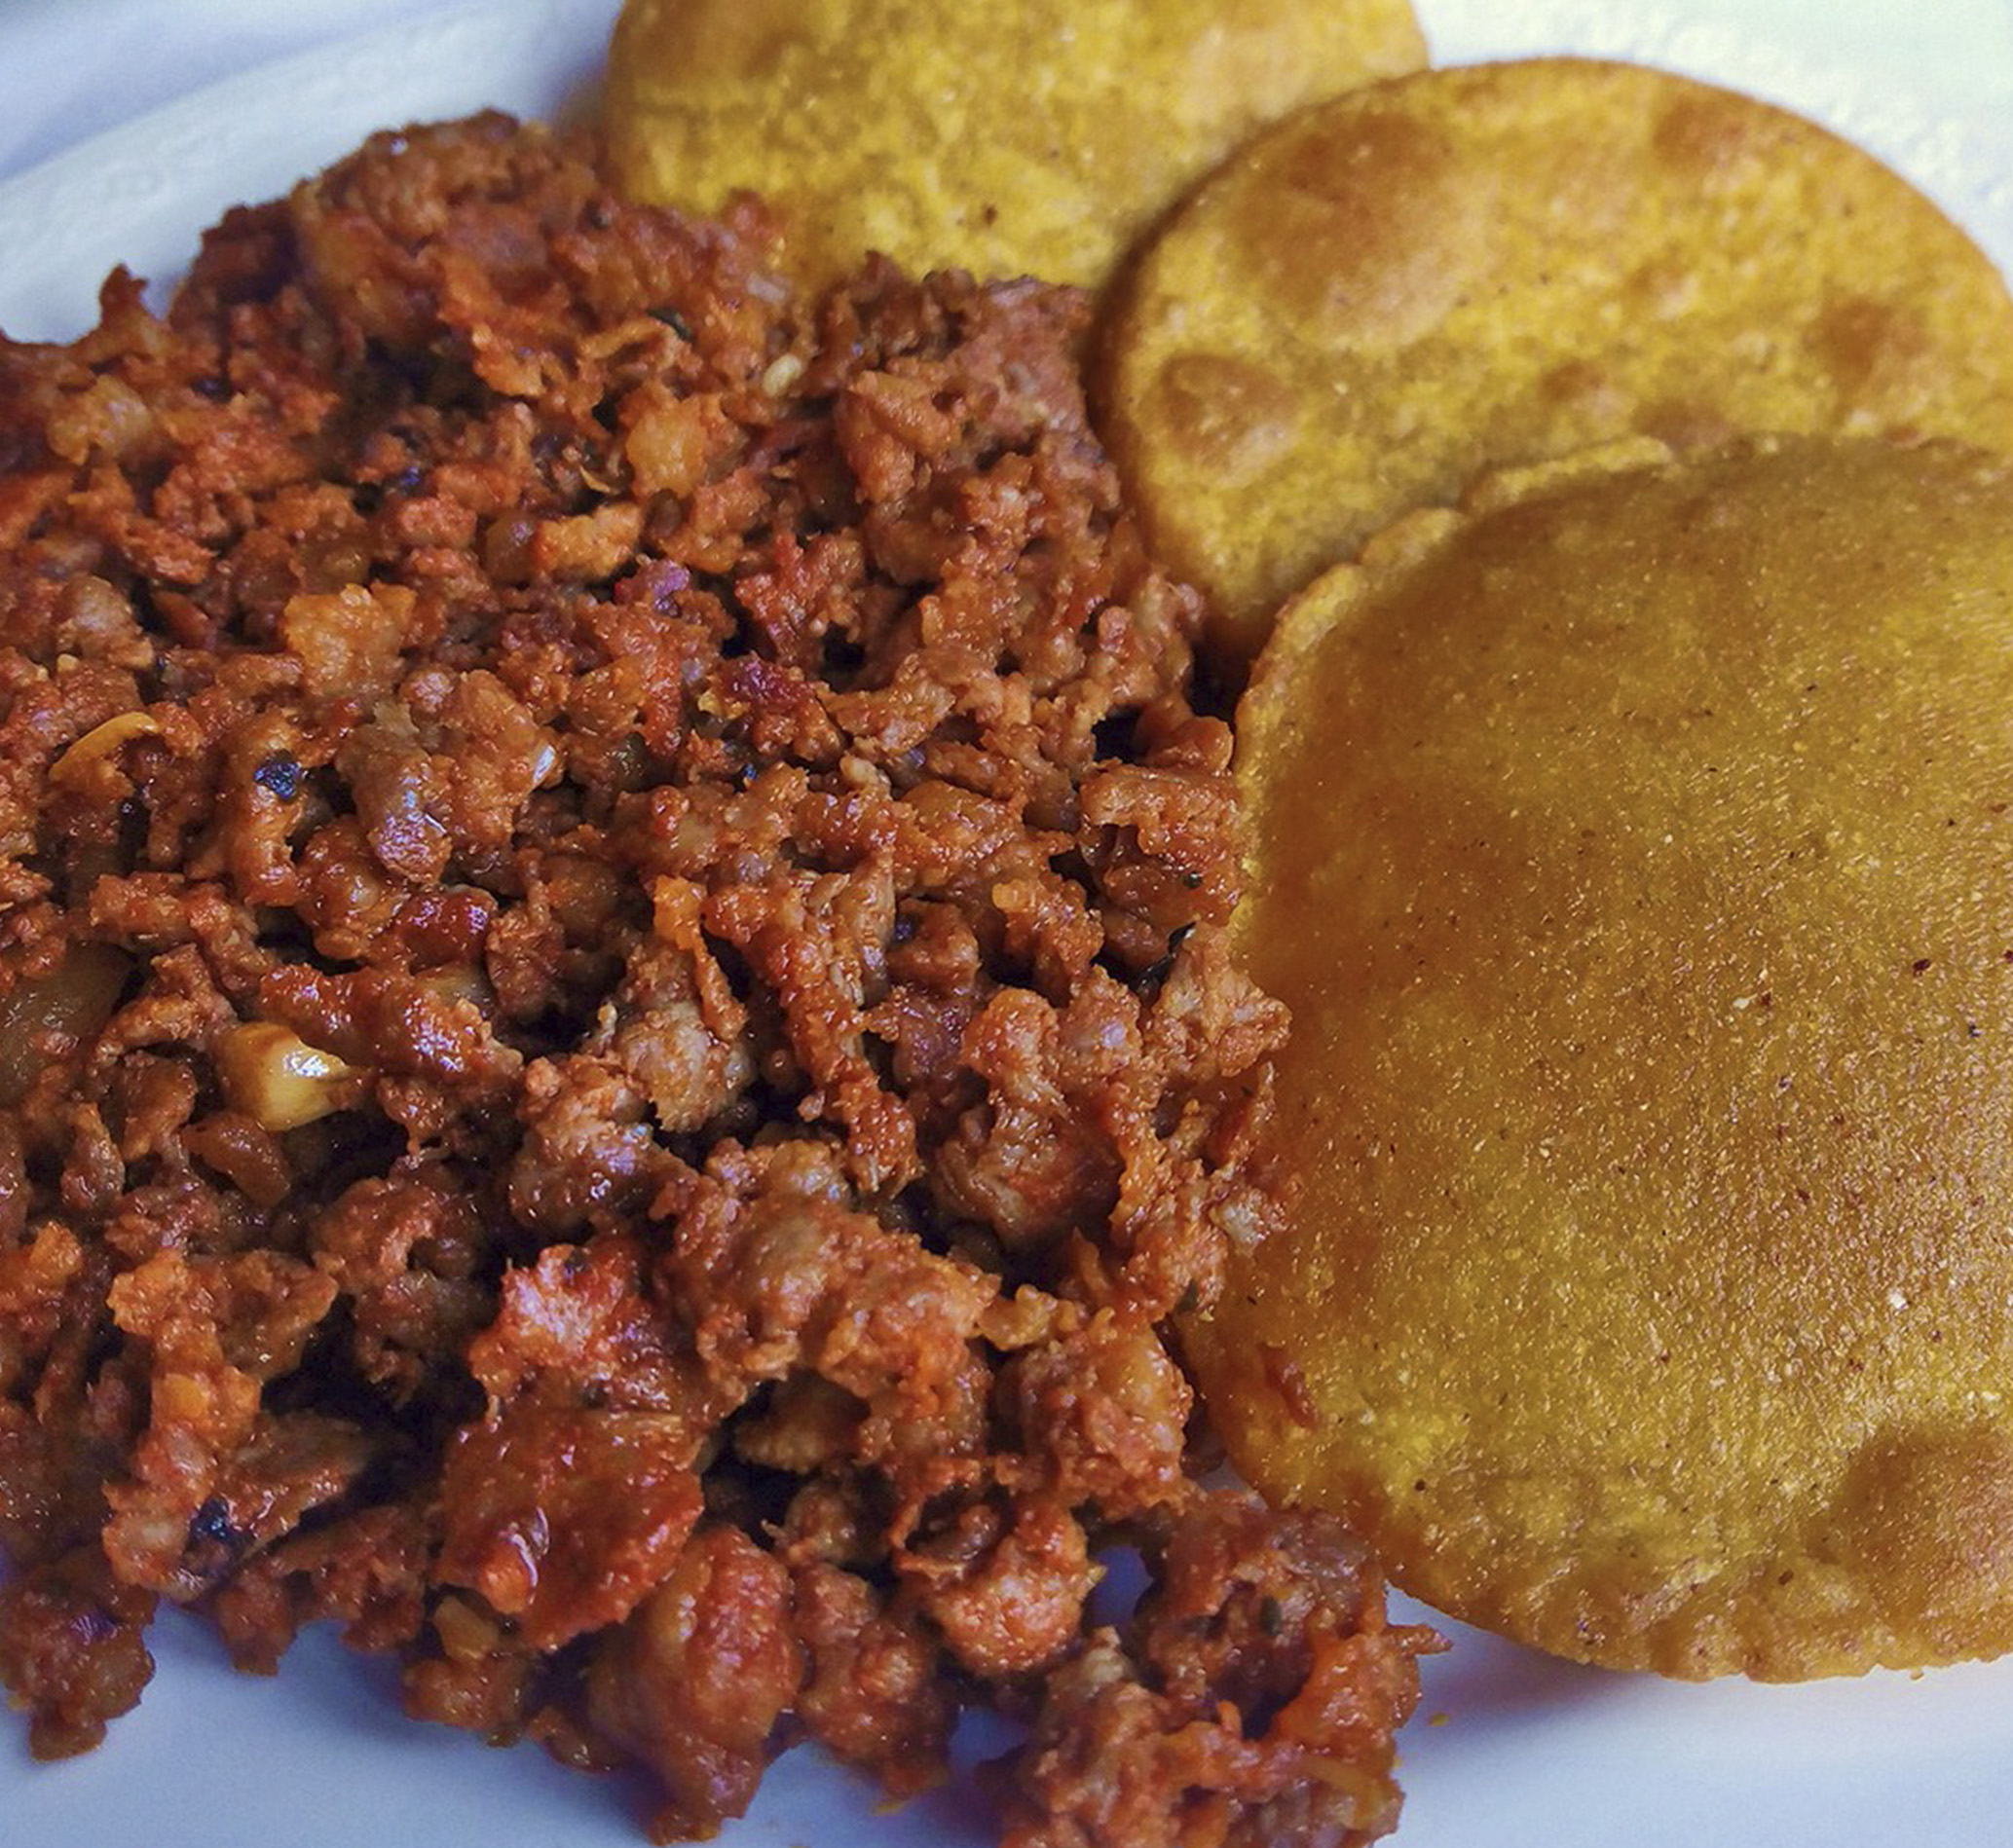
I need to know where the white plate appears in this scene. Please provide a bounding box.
[4,3,2013,1846]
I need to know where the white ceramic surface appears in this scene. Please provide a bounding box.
[3,4,2012,1845]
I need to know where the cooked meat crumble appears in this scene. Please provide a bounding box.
[0,113,1430,1844]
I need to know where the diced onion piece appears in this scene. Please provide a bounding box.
[215,1022,362,1131]
[431,1594,503,1665]
[0,943,130,1103]
[49,711,162,789]
[761,353,804,397]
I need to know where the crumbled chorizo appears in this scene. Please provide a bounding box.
[0,114,1430,1842]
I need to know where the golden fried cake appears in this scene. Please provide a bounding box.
[1187,435,2013,1680]
[603,0,1426,293]
[1099,57,2013,664]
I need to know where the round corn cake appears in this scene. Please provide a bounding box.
[604,0,1427,293]
[1099,57,2013,665]
[1189,435,2013,1680]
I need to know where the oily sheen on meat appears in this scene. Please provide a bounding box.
[0,113,1427,1846]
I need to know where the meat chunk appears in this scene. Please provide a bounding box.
[0,112,1421,1846]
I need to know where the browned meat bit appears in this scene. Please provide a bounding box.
[999,1493,1435,1848]
[0,112,1432,1842]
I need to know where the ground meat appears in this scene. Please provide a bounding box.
[996,1495,1429,1848]
[0,113,1434,1843]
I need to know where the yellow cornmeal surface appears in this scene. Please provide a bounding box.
[1190,436,2013,1681]
[1100,57,2013,666]
[603,0,1425,294]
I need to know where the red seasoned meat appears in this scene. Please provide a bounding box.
[0,113,1432,1844]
